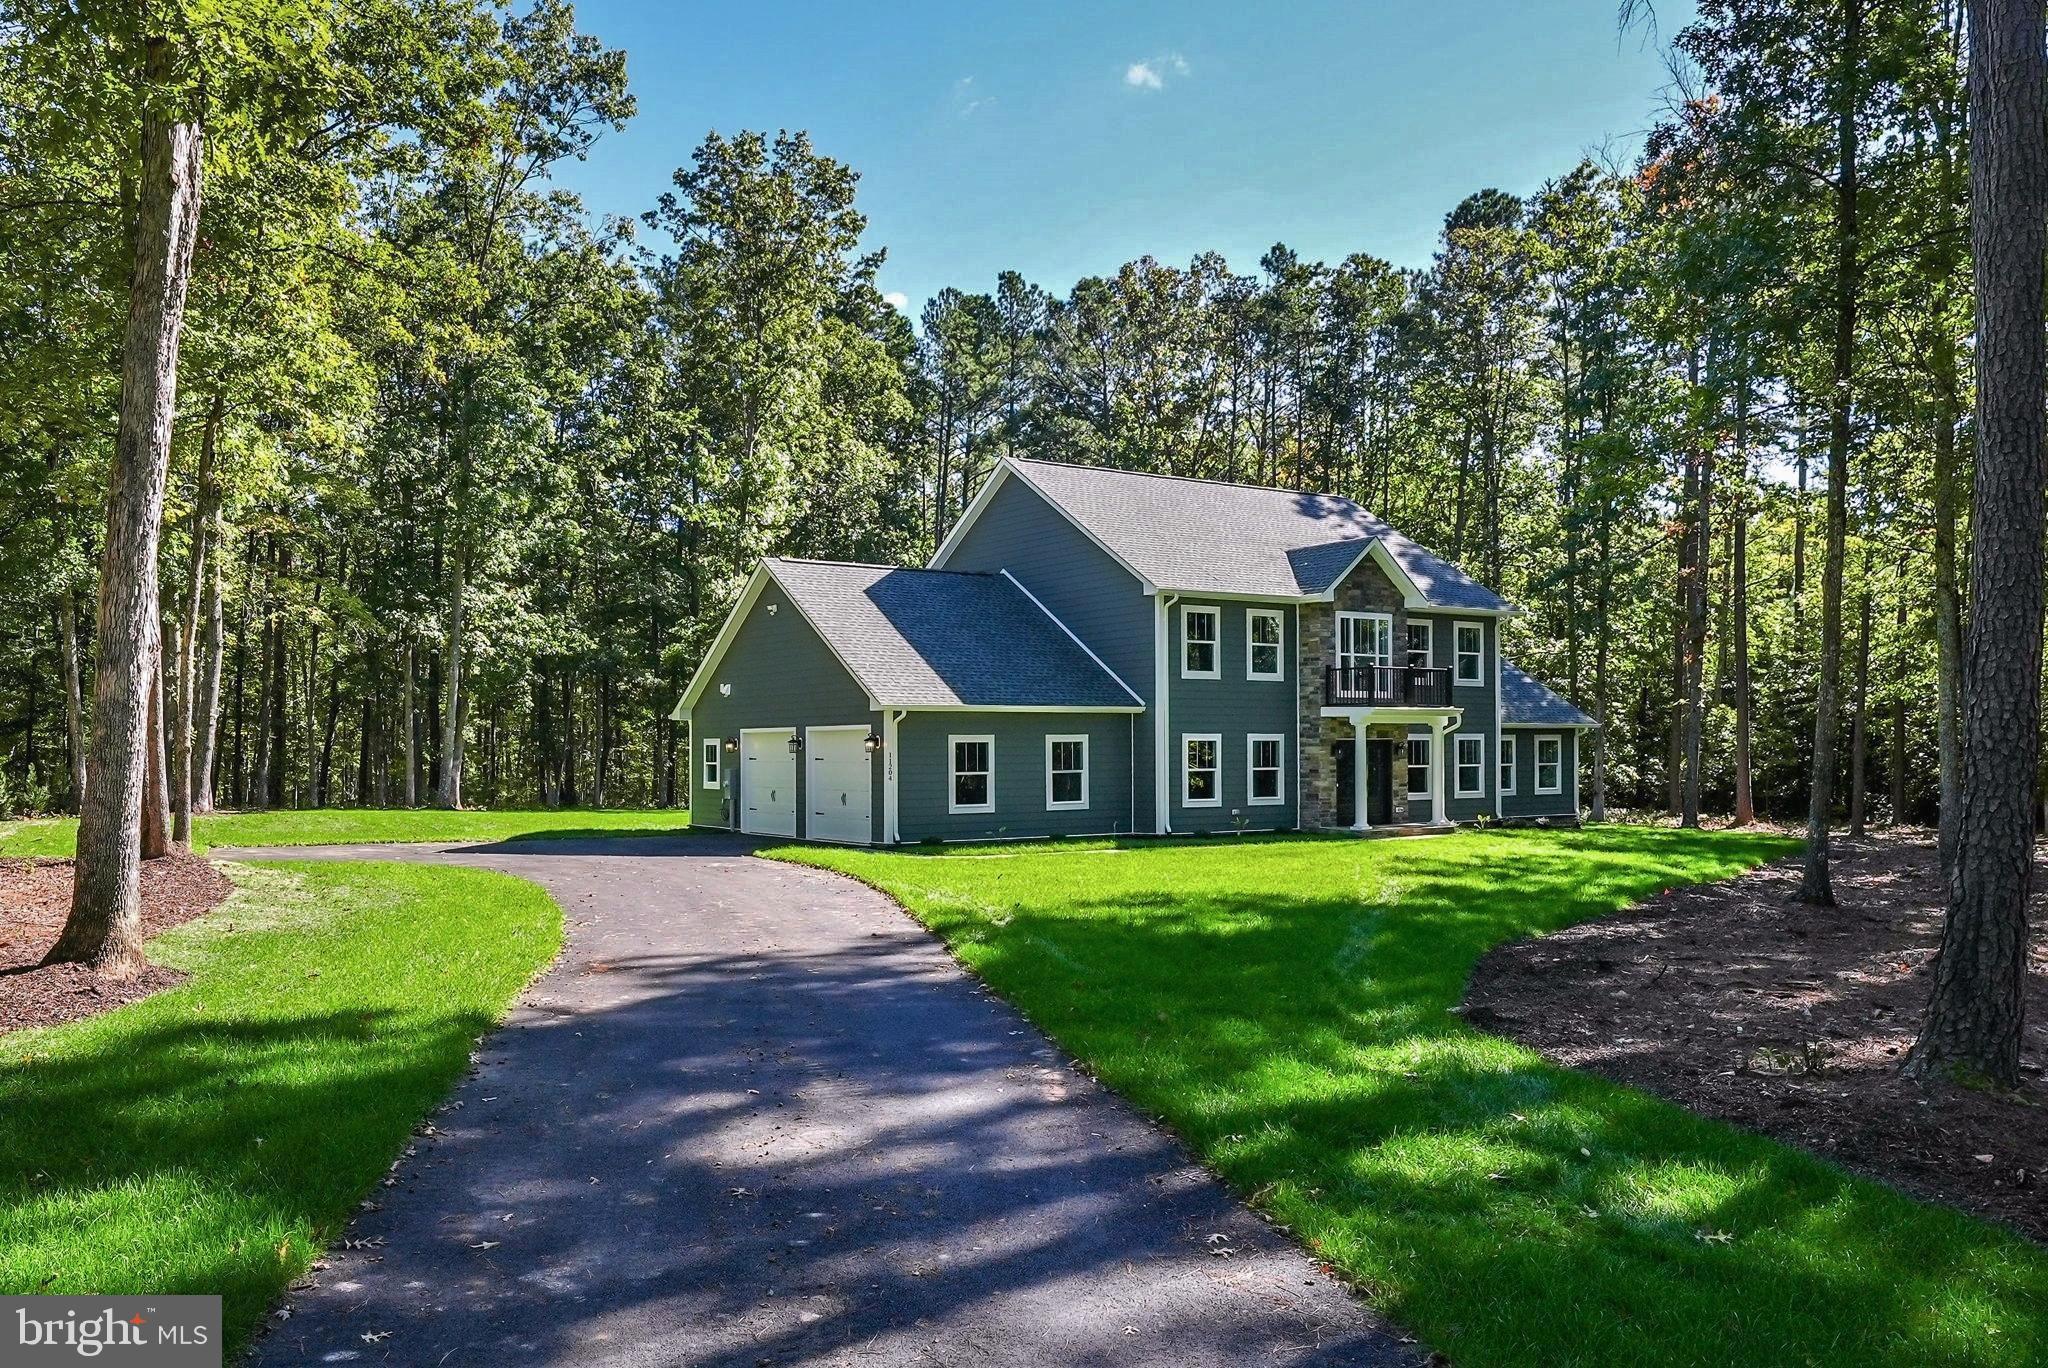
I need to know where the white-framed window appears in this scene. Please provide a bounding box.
[1454,733,1485,797]
[1536,735,1564,794]
[1406,736,1431,799]
[1181,605,1220,679]
[701,738,722,788]
[1454,621,1485,685]
[1405,619,1433,669]
[1337,611,1394,671]
[1246,608,1285,681]
[1499,733,1517,795]
[1247,734,1285,805]
[1046,734,1089,810]
[1183,734,1221,807]
[949,735,995,813]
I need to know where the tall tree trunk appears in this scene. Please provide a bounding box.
[47,50,203,974]
[142,622,173,858]
[190,513,225,815]
[1908,0,2046,1087]
[1800,0,1860,905]
[1849,578,1872,837]
[173,390,222,841]
[1680,360,1711,829]
[57,585,87,812]
[1932,328,1967,870]
[401,638,417,807]
[264,541,290,808]
[1890,574,1908,824]
[1731,380,1755,827]
[436,538,468,808]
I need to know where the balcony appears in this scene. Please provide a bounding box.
[1324,663,1452,708]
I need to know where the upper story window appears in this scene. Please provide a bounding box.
[1246,608,1285,680]
[950,735,995,813]
[1046,735,1089,810]
[1454,621,1485,685]
[1337,612,1393,669]
[702,739,722,789]
[1405,620,1433,669]
[1181,605,1220,679]
[1536,735,1564,794]
[1499,734,1517,795]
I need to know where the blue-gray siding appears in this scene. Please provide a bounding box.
[1167,600,1299,833]
[895,712,1138,841]
[686,580,885,841]
[1500,728,1581,818]
[939,474,1158,819]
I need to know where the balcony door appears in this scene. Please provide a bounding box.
[1337,612,1393,694]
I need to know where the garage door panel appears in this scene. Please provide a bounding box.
[740,731,797,838]
[807,728,872,845]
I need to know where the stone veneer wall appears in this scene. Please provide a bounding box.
[1298,559,1411,830]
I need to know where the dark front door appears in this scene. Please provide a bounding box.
[1332,740,1355,825]
[1366,739,1395,826]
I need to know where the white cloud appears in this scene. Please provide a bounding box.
[883,292,910,312]
[952,74,990,117]
[1124,53,1189,91]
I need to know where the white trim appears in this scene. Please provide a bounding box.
[999,569,1147,706]
[930,459,1159,591]
[1182,733,1222,808]
[1046,733,1090,810]
[1454,732,1485,798]
[884,708,904,843]
[1498,733,1517,795]
[1493,622,1504,820]
[803,724,875,846]
[1404,617,1434,669]
[1292,605,1303,829]
[1246,607,1286,681]
[737,727,799,839]
[1502,722,1600,729]
[1246,733,1285,805]
[675,561,887,719]
[1154,594,1175,833]
[1179,604,1221,679]
[890,704,1144,714]
[1536,734,1564,795]
[1453,620,1485,687]
[1315,541,1433,610]
[948,734,996,814]
[1429,717,1452,826]
[1406,734,1432,800]
[701,738,722,789]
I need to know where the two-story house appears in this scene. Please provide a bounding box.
[673,457,1593,844]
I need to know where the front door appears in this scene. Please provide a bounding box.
[1332,740,1355,825]
[1366,740,1395,826]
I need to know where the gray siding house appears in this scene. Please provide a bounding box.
[675,458,1593,844]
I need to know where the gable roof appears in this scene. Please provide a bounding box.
[953,458,1513,610]
[1501,661,1597,727]
[677,558,1144,717]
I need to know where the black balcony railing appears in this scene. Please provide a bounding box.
[1324,663,1452,707]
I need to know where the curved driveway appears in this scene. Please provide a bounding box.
[226,834,1415,1367]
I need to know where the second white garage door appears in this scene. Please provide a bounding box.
[806,726,873,845]
[740,729,798,838]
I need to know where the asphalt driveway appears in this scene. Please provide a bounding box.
[225,833,1415,1366]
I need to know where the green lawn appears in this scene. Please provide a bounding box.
[0,806,690,856]
[0,859,562,1356]
[773,826,2048,1368]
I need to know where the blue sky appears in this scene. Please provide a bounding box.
[556,0,1693,316]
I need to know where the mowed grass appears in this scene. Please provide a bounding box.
[774,826,2048,1367]
[0,806,691,856]
[0,859,562,1356]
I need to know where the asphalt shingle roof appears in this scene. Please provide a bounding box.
[1002,458,1513,610]
[766,558,1143,710]
[1501,661,1597,727]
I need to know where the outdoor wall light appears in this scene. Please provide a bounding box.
[787,735,803,755]
[864,732,883,754]
[723,737,738,751]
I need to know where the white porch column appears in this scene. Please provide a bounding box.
[1430,718,1453,826]
[1352,720,1371,832]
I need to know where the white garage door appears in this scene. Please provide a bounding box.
[807,727,873,845]
[739,730,797,838]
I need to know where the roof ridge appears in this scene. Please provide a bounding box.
[1009,456,1382,516]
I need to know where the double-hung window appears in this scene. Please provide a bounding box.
[1182,606,1220,679]
[1405,620,1433,669]
[1454,733,1484,797]
[1406,736,1431,799]
[1246,609,1285,681]
[1046,735,1089,810]
[1454,621,1485,685]
[1498,734,1517,795]
[1247,734,1284,805]
[1536,735,1564,794]
[701,739,722,789]
[950,735,994,813]
[1183,734,1221,806]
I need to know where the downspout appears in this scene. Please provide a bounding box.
[1492,620,1504,820]
[884,708,906,843]
[1154,592,1177,834]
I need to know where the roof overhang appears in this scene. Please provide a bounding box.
[671,561,886,722]
[1502,720,1600,730]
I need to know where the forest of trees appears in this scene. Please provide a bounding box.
[0,0,1993,841]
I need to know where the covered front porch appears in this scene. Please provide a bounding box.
[1313,705,1460,834]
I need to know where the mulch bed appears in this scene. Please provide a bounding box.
[1,852,233,1035]
[1462,833,2048,1244]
